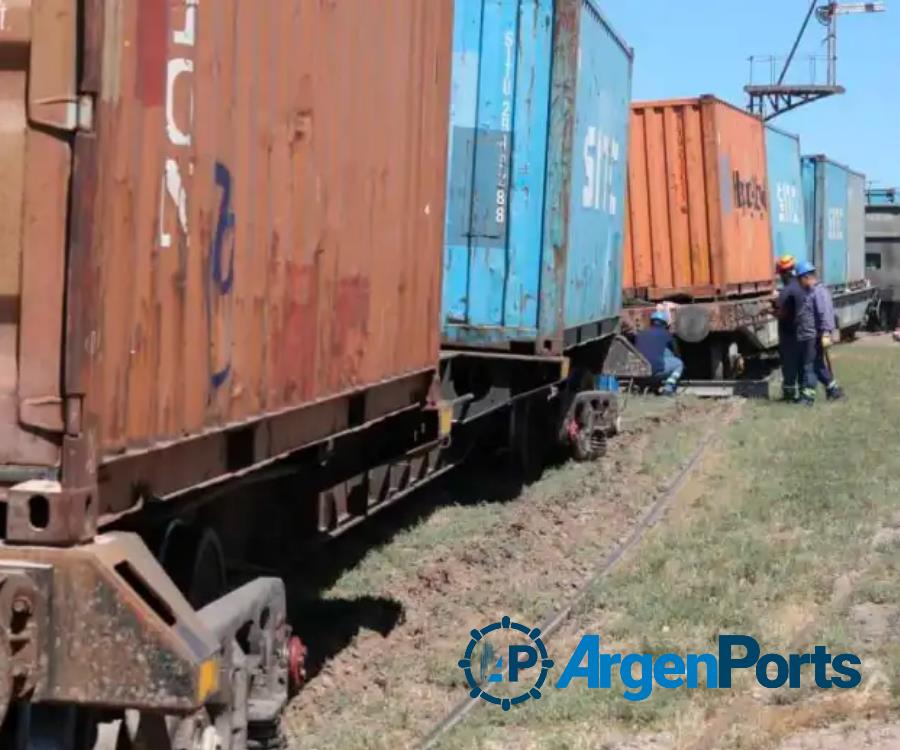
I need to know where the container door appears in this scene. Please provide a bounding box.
[802,157,820,271]
[0,0,80,468]
[765,127,808,263]
[443,0,553,343]
[564,1,632,329]
[846,172,866,283]
[709,100,772,289]
[822,162,850,286]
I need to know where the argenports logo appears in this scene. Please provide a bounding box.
[460,620,863,708]
[458,617,554,711]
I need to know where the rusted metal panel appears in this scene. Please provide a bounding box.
[1,2,453,525]
[622,296,777,339]
[81,0,450,441]
[0,533,220,713]
[624,96,774,301]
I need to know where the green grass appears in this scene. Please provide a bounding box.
[442,342,900,749]
[286,398,724,748]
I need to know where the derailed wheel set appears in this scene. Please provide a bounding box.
[0,0,876,746]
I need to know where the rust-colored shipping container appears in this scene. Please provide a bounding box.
[624,96,774,301]
[0,0,452,529]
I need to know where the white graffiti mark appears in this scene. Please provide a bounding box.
[582,126,620,215]
[159,159,189,249]
[0,2,8,32]
[158,0,198,250]
[165,58,194,146]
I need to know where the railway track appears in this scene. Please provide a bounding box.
[418,403,740,750]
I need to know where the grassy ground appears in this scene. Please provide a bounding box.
[284,396,728,748]
[440,338,900,750]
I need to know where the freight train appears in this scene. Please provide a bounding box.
[0,1,877,747]
[0,1,637,748]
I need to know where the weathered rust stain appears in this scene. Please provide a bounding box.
[135,0,167,106]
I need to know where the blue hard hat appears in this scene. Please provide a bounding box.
[795,260,816,277]
[650,310,670,325]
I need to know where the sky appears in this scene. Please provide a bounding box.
[602,1,900,187]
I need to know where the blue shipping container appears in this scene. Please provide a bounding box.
[802,155,851,287]
[765,125,809,263]
[442,0,633,352]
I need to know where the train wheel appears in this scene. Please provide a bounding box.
[159,523,228,610]
[570,401,606,462]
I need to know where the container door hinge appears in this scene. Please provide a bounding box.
[28,0,81,132]
[19,397,65,433]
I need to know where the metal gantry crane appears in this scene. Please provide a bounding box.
[746,1,885,120]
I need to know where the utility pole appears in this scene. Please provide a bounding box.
[746,1,885,121]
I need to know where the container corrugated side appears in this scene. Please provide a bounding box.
[847,171,866,282]
[624,96,773,301]
[554,0,632,335]
[2,1,453,509]
[802,155,851,287]
[765,125,809,263]
[442,0,632,352]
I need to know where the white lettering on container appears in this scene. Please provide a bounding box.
[159,0,198,249]
[583,126,619,215]
[776,183,801,225]
[827,208,845,241]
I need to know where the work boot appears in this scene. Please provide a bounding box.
[826,385,844,401]
[781,389,800,403]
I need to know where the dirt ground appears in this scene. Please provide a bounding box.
[284,336,900,750]
[283,395,728,748]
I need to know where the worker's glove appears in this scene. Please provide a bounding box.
[821,334,833,350]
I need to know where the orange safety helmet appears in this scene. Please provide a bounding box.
[775,255,797,274]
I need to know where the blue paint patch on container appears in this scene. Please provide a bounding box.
[765,125,808,264]
[442,0,633,353]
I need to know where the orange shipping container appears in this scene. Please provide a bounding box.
[623,96,774,301]
[0,0,452,526]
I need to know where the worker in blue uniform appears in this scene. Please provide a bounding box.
[773,255,802,402]
[810,271,844,400]
[635,310,683,395]
[794,261,823,406]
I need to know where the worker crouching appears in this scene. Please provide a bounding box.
[635,311,683,396]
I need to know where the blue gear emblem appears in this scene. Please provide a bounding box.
[457,615,554,711]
